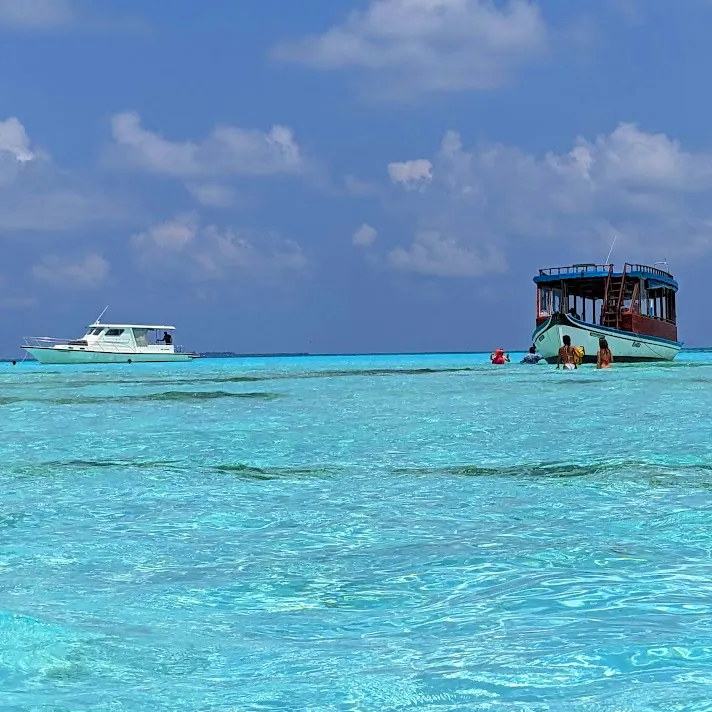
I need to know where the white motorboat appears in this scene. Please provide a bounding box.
[22,311,198,364]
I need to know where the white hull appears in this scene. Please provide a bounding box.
[534,315,681,363]
[24,347,197,364]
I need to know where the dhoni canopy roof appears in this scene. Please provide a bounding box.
[534,263,678,292]
[87,323,176,330]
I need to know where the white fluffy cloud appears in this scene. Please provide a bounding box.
[0,117,35,162]
[131,214,308,281]
[0,0,73,28]
[32,253,109,288]
[131,212,198,251]
[0,1,144,33]
[0,116,40,190]
[274,0,547,97]
[0,116,121,231]
[385,122,712,276]
[389,230,505,276]
[110,112,303,178]
[545,123,712,191]
[387,159,433,189]
[352,223,377,246]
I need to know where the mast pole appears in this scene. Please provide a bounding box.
[95,305,109,324]
[604,235,617,267]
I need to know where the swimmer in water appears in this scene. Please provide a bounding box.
[557,334,578,370]
[597,338,613,369]
[491,348,510,365]
[521,346,542,364]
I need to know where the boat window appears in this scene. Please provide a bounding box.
[541,288,562,314]
[105,328,125,337]
[133,329,149,347]
[538,287,552,316]
[538,287,562,315]
[91,328,104,335]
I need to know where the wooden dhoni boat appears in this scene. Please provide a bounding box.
[532,263,682,363]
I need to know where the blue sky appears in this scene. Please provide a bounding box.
[1,0,712,355]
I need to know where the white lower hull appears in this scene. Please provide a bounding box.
[533,316,681,363]
[24,347,197,364]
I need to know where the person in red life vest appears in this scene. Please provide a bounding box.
[490,348,510,365]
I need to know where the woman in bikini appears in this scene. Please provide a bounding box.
[596,338,613,369]
[557,334,578,370]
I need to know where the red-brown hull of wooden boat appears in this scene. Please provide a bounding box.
[619,313,677,342]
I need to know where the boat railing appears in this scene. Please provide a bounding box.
[22,336,179,353]
[624,263,674,279]
[23,336,78,349]
[23,336,124,353]
[539,264,611,277]
[540,263,674,280]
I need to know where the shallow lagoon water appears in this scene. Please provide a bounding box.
[2,352,712,710]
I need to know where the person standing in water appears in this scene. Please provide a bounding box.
[596,338,613,369]
[557,335,578,370]
[491,348,510,364]
[521,346,542,364]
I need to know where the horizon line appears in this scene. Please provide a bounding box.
[5,346,712,363]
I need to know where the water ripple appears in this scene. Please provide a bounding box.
[2,353,712,710]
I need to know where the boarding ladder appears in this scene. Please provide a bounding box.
[601,264,627,329]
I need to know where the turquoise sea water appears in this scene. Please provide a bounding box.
[3,352,712,711]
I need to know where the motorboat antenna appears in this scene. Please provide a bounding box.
[95,305,109,324]
[604,235,617,267]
